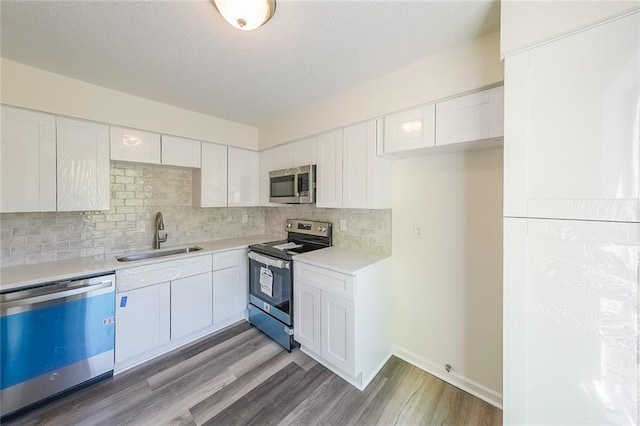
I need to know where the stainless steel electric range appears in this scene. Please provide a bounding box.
[248,219,332,351]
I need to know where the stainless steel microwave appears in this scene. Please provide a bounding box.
[269,165,316,204]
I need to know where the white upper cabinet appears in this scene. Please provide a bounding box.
[317,121,391,209]
[1,106,56,212]
[161,135,201,168]
[228,147,258,206]
[110,126,161,164]
[379,86,504,159]
[503,13,640,222]
[270,137,317,171]
[271,144,294,171]
[342,120,391,209]
[193,142,227,208]
[258,147,277,206]
[316,129,343,208]
[56,117,110,211]
[259,137,317,206]
[292,137,317,166]
[381,104,435,157]
[435,86,504,146]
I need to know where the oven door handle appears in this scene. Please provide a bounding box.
[248,251,291,269]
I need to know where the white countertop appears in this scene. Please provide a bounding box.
[293,246,391,275]
[0,234,280,292]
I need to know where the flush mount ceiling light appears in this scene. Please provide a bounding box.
[212,0,276,31]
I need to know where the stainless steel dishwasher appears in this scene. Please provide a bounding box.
[0,273,116,419]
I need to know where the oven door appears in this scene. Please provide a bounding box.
[248,252,293,325]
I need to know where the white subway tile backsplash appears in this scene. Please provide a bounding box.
[264,205,391,255]
[1,161,391,266]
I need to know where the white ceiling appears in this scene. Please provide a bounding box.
[0,0,500,127]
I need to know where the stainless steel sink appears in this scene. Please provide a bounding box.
[116,246,203,262]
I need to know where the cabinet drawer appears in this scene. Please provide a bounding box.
[295,262,354,301]
[212,249,241,271]
[116,254,213,292]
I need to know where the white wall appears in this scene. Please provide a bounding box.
[0,58,258,150]
[258,30,504,404]
[259,30,502,149]
[500,0,639,58]
[392,149,504,405]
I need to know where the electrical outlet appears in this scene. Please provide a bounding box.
[242,214,248,224]
[136,221,145,232]
[340,219,347,231]
[414,224,423,238]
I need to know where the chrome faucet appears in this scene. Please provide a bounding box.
[154,212,167,249]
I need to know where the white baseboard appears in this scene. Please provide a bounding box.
[392,345,503,409]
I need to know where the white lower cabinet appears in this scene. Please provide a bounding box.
[115,282,170,364]
[212,249,248,327]
[114,250,249,371]
[295,282,322,353]
[212,266,241,325]
[293,257,391,390]
[321,291,354,374]
[171,272,213,340]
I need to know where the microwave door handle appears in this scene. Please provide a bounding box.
[294,171,300,197]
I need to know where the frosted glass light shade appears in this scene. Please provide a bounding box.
[213,0,276,31]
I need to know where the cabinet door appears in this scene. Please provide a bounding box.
[193,143,227,208]
[258,147,281,206]
[383,104,435,154]
[292,137,317,166]
[504,218,638,425]
[228,147,258,206]
[56,117,110,211]
[171,272,213,340]
[161,135,201,168]
[110,126,161,164]
[342,120,375,209]
[115,282,170,363]
[435,86,503,146]
[1,106,56,212]
[504,14,640,222]
[316,129,343,208]
[272,144,294,170]
[321,291,355,375]
[212,265,243,326]
[294,282,322,354]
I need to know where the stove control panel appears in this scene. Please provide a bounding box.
[285,219,332,238]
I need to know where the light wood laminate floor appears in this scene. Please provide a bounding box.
[4,321,502,425]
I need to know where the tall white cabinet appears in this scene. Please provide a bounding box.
[503,11,640,425]
[0,106,56,212]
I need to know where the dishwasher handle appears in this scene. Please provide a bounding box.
[1,275,115,309]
